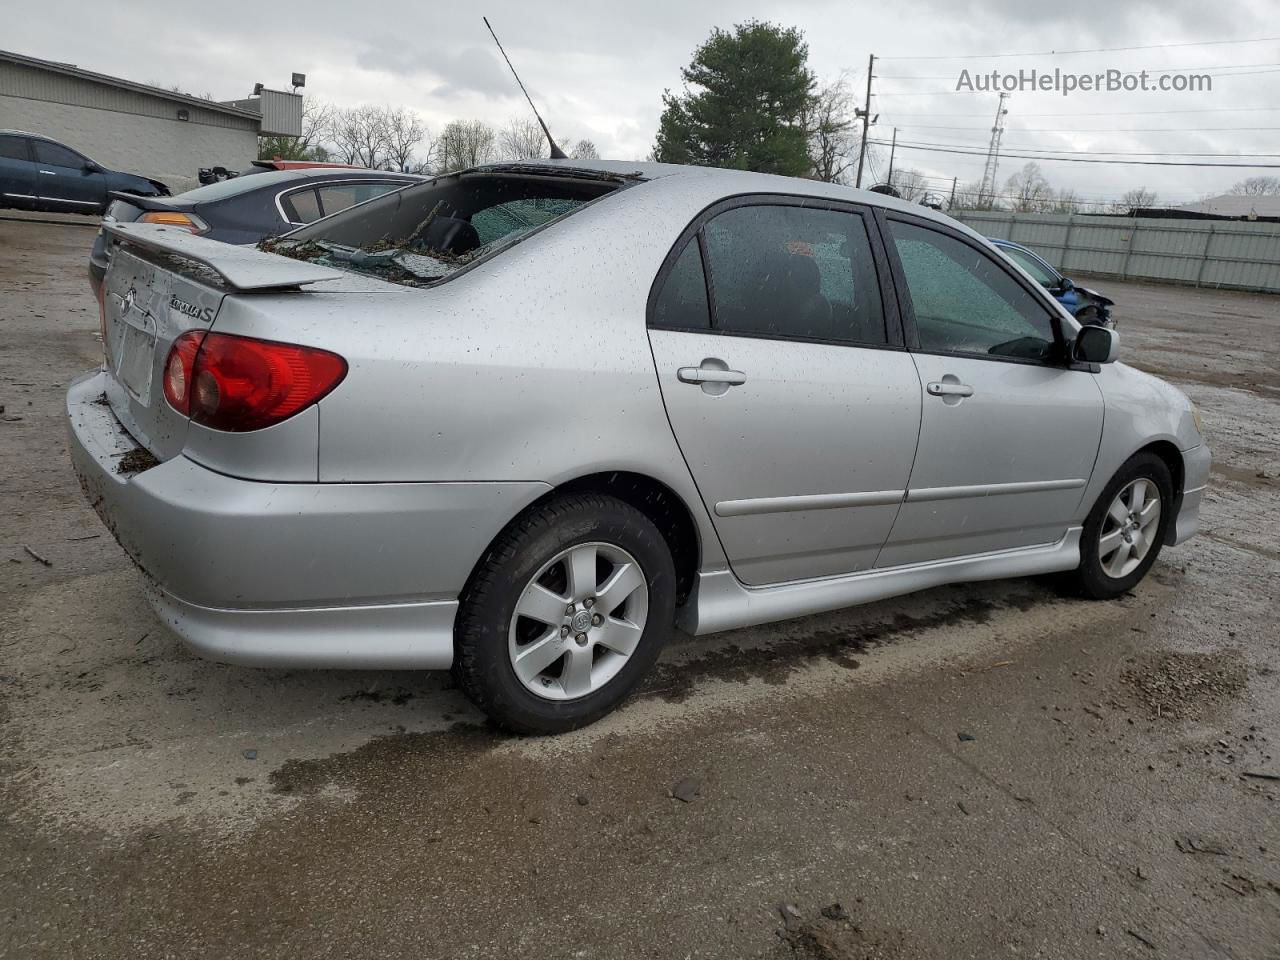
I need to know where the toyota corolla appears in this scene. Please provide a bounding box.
[66,159,1209,733]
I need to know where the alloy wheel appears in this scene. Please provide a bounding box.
[1098,478,1161,579]
[507,542,649,701]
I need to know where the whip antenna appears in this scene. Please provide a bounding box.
[483,16,567,160]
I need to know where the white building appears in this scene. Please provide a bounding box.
[0,49,301,192]
[1174,194,1280,220]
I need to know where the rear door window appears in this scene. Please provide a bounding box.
[701,204,887,345]
[33,140,85,168]
[0,135,31,161]
[282,188,322,224]
[651,239,711,330]
[315,181,404,216]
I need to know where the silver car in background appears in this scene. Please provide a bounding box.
[66,159,1210,733]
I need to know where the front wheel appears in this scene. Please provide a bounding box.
[453,494,676,734]
[1070,452,1173,599]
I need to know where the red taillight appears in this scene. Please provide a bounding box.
[162,332,346,432]
[163,330,204,414]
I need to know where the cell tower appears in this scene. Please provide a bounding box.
[978,92,1010,209]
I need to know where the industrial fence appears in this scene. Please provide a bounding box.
[952,210,1280,295]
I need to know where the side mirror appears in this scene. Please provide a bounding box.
[83,160,102,173]
[1073,325,1118,364]
[1057,276,1074,293]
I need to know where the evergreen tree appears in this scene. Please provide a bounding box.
[654,22,816,176]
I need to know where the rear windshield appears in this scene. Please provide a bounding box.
[259,167,628,287]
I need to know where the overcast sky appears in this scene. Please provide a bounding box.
[8,0,1278,205]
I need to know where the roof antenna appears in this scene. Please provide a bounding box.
[483,16,567,160]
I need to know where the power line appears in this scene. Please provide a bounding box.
[876,124,1280,133]
[866,140,1280,168]
[908,172,1204,200]
[878,35,1280,61]
[872,137,1280,158]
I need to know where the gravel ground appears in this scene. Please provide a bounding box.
[2,215,1279,959]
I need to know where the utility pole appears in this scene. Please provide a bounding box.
[886,127,898,187]
[949,176,958,210]
[978,92,1009,209]
[854,53,875,188]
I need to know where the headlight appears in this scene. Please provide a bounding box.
[1191,404,1204,436]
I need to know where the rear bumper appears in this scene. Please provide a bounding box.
[67,370,550,668]
[1171,442,1210,546]
[145,584,460,669]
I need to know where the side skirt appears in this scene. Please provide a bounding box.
[681,528,1082,636]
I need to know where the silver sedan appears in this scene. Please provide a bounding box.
[66,159,1210,733]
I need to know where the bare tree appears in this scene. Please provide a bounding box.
[384,106,432,173]
[891,168,928,202]
[437,120,497,172]
[948,180,987,211]
[1050,188,1081,214]
[806,75,857,184]
[569,139,601,160]
[499,118,548,161]
[1227,176,1280,196]
[1006,162,1053,212]
[1120,187,1159,210]
[258,98,333,162]
[329,105,392,168]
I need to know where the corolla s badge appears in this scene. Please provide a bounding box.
[169,295,214,322]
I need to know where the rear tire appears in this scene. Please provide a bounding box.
[1070,452,1173,600]
[453,494,676,734]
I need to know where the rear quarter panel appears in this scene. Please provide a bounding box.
[227,175,741,570]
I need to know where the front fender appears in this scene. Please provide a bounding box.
[1074,361,1203,522]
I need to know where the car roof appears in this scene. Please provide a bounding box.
[0,128,54,140]
[251,167,426,184]
[485,158,969,231]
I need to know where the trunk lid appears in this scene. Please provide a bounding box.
[100,222,345,459]
[101,247,225,459]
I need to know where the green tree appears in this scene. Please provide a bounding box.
[654,21,815,176]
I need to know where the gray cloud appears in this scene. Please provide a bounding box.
[4,0,1274,201]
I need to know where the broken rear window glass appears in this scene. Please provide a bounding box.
[260,167,630,287]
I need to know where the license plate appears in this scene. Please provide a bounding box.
[110,306,157,404]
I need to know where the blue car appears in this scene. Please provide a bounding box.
[0,129,168,215]
[990,238,1114,326]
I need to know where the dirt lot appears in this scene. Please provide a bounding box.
[2,214,1279,959]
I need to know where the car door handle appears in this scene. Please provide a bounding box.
[38,170,57,176]
[927,381,974,397]
[678,366,747,386]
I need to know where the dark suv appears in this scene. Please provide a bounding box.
[0,130,168,215]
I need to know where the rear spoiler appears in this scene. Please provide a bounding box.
[106,221,343,291]
[107,190,179,212]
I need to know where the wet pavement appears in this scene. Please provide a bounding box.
[2,217,1278,959]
